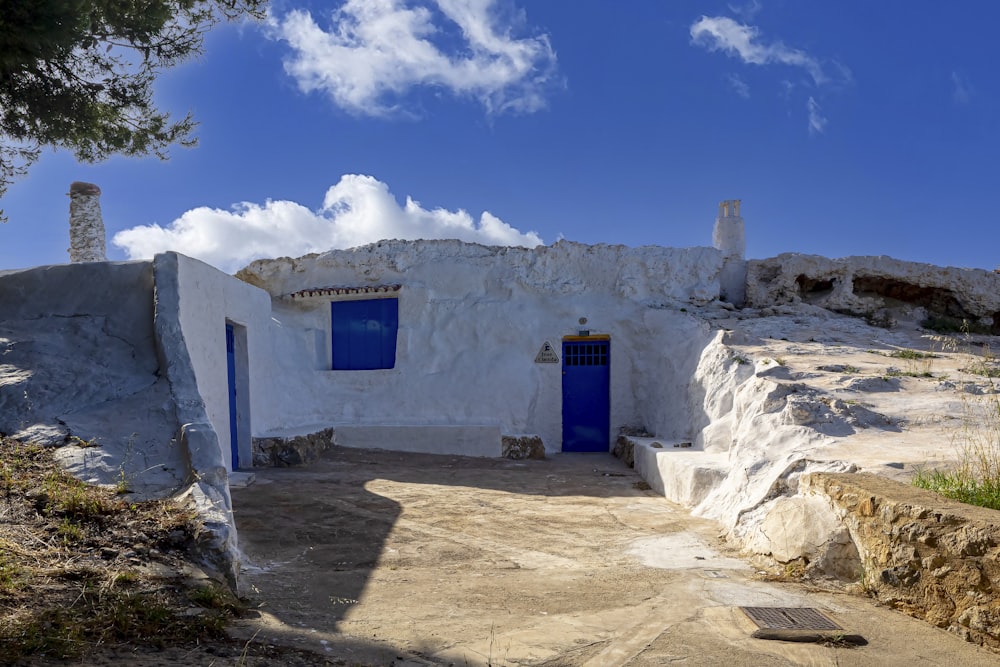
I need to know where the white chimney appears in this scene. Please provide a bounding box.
[68,181,106,262]
[713,199,747,306]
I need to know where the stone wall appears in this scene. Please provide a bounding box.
[252,428,334,467]
[806,472,1000,650]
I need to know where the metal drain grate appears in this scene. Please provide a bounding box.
[741,607,841,631]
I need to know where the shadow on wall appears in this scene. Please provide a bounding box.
[0,261,189,496]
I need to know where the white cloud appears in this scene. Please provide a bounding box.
[112,174,543,273]
[726,73,750,98]
[951,71,972,105]
[807,96,827,134]
[690,16,832,86]
[692,15,850,134]
[268,0,558,116]
[727,0,762,20]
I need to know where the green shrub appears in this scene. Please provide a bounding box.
[913,344,1000,510]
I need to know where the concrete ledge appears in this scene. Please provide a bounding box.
[334,424,502,458]
[632,438,728,507]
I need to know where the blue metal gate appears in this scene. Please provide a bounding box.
[225,323,239,469]
[562,339,610,452]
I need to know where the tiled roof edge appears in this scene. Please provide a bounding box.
[284,284,402,300]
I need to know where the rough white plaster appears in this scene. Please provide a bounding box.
[16,225,1000,581]
[238,239,725,451]
[170,253,273,471]
[712,200,744,260]
[712,200,747,305]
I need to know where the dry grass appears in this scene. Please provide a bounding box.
[913,342,1000,510]
[0,436,238,663]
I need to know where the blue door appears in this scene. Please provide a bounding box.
[562,339,610,452]
[225,324,239,469]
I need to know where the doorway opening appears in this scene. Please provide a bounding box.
[225,321,251,470]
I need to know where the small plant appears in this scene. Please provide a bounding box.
[888,348,936,360]
[731,353,750,365]
[68,436,99,448]
[42,472,118,520]
[961,348,1000,378]
[773,357,787,366]
[188,583,241,613]
[913,339,1000,510]
[885,348,936,377]
[886,368,934,379]
[913,466,1000,511]
[112,570,138,588]
[56,517,84,544]
[115,469,131,495]
[963,365,1000,378]
[843,365,860,374]
[0,552,21,591]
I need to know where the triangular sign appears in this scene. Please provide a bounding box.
[535,341,559,363]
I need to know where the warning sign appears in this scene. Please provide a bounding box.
[535,341,560,363]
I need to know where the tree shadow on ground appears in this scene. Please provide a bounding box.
[230,445,648,663]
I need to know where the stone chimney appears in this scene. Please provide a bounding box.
[68,181,106,262]
[713,199,747,306]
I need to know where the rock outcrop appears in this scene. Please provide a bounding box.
[746,254,1000,333]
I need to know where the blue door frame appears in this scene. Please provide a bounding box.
[225,323,239,469]
[562,338,610,452]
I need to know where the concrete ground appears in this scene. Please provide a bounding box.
[230,447,1000,666]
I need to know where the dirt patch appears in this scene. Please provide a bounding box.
[230,446,1000,666]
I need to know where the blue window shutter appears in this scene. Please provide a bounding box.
[331,298,398,370]
[331,301,353,369]
[352,300,375,368]
[380,298,398,368]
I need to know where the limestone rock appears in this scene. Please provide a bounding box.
[746,253,1000,333]
[745,495,861,580]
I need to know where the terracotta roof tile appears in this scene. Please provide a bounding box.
[284,284,402,300]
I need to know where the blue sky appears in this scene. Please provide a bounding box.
[2,0,998,273]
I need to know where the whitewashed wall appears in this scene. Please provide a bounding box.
[172,253,273,469]
[239,240,724,451]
